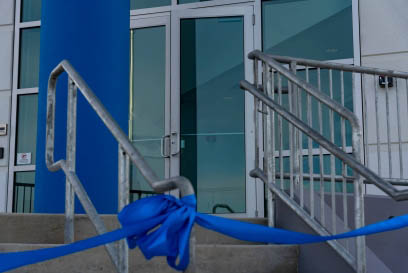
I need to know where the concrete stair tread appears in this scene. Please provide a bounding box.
[0,243,299,273]
[0,214,267,245]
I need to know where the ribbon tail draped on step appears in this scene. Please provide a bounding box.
[1,194,408,272]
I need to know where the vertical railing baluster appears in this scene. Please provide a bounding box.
[341,71,349,250]
[65,77,77,244]
[362,74,369,175]
[297,70,304,209]
[306,67,314,218]
[290,62,300,201]
[254,59,260,170]
[406,79,408,178]
[288,63,294,198]
[329,69,336,234]
[385,77,392,178]
[278,73,284,190]
[265,64,276,227]
[352,71,366,273]
[263,62,268,174]
[118,145,129,273]
[395,79,403,179]
[374,75,382,177]
[317,68,325,225]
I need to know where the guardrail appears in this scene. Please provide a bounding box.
[267,53,408,185]
[241,50,408,273]
[46,60,195,273]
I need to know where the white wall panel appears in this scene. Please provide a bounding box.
[0,25,14,91]
[0,167,8,212]
[362,52,408,71]
[360,0,408,56]
[0,0,14,26]
[0,91,11,167]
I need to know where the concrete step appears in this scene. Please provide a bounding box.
[0,214,267,245]
[0,243,298,273]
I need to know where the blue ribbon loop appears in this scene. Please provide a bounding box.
[1,194,408,272]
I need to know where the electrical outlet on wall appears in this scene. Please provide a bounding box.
[0,124,7,136]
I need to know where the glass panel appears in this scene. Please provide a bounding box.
[21,0,42,22]
[19,27,41,89]
[131,0,171,10]
[13,171,35,213]
[272,69,353,150]
[130,26,166,201]
[16,94,38,165]
[262,0,353,60]
[180,17,246,214]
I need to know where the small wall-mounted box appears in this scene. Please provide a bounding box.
[0,147,3,159]
[0,124,7,136]
[379,76,394,88]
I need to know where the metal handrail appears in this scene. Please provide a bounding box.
[259,51,408,184]
[249,51,361,130]
[46,60,195,273]
[47,60,195,196]
[256,51,408,79]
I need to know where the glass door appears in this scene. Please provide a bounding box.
[171,6,259,217]
[129,16,171,202]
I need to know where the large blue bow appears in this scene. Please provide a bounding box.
[1,194,408,272]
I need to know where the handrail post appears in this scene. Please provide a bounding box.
[289,61,300,188]
[254,58,260,170]
[65,77,77,243]
[264,62,276,227]
[352,120,366,273]
[185,228,196,273]
[118,145,129,273]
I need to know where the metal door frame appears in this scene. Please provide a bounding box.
[130,16,172,184]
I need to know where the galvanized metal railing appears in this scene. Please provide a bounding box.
[46,60,195,273]
[265,53,408,186]
[240,50,408,273]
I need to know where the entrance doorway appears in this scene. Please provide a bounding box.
[130,6,260,216]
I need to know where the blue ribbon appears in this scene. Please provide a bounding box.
[1,194,408,272]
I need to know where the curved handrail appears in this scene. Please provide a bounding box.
[46,60,194,197]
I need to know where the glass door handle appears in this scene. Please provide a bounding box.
[170,131,180,156]
[160,134,170,158]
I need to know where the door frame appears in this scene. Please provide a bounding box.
[130,16,172,182]
[170,5,262,217]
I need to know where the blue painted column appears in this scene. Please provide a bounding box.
[35,1,129,214]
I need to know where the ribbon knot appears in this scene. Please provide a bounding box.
[118,194,196,270]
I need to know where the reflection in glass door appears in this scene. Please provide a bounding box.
[130,17,170,202]
[172,7,256,215]
[261,0,356,194]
